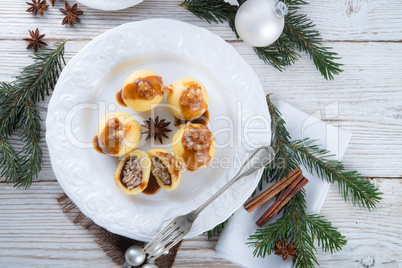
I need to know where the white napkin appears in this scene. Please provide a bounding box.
[215,101,352,268]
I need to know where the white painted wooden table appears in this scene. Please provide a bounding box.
[1,1,401,267]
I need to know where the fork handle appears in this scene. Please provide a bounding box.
[187,145,274,222]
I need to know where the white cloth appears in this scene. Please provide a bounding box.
[215,101,352,268]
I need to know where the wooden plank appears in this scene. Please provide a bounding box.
[314,178,402,267]
[0,0,401,42]
[0,178,400,267]
[1,0,401,267]
[0,40,400,179]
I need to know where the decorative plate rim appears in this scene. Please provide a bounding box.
[76,0,143,11]
[46,19,270,241]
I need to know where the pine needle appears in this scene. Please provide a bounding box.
[0,41,66,188]
[0,136,20,183]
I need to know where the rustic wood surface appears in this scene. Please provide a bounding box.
[1,0,401,267]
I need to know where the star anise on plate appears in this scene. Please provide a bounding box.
[60,2,84,27]
[50,0,56,7]
[274,239,300,260]
[141,116,172,143]
[26,0,49,16]
[23,28,47,52]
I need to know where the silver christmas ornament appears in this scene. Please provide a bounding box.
[235,0,288,47]
[125,245,146,267]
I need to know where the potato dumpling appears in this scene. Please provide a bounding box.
[114,150,151,195]
[167,78,209,121]
[93,112,141,157]
[116,70,166,112]
[148,149,183,191]
[172,122,215,172]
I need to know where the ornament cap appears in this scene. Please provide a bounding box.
[274,2,288,18]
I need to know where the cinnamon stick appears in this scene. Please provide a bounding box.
[244,168,302,213]
[256,176,309,227]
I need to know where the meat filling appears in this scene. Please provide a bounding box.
[182,123,212,152]
[137,80,155,99]
[151,157,172,186]
[120,156,143,190]
[181,123,213,171]
[180,82,204,110]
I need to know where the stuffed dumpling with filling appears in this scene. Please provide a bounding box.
[148,149,183,191]
[93,112,141,157]
[114,150,151,195]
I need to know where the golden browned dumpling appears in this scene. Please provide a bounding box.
[116,70,166,112]
[167,78,209,121]
[114,150,151,195]
[172,122,215,172]
[93,112,141,157]
[148,149,183,191]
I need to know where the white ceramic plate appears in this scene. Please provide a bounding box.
[46,19,270,241]
[77,0,143,11]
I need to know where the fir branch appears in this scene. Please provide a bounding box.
[0,83,23,137]
[283,0,308,10]
[205,220,228,239]
[259,95,298,187]
[303,214,346,254]
[15,40,66,103]
[0,136,20,183]
[0,42,66,137]
[254,37,300,71]
[263,97,382,209]
[249,190,346,268]
[179,0,238,32]
[286,194,317,268]
[17,100,43,188]
[180,0,343,80]
[250,96,378,267]
[283,12,343,80]
[288,139,382,210]
[0,82,14,94]
[0,41,66,188]
[249,211,293,258]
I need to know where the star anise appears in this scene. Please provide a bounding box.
[23,28,47,52]
[50,0,56,7]
[141,116,172,144]
[26,0,49,16]
[274,239,300,260]
[60,2,84,27]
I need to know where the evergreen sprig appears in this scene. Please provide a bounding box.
[0,41,66,188]
[206,96,381,267]
[247,96,380,267]
[248,190,347,268]
[180,0,343,80]
[260,97,382,210]
[0,135,20,183]
[206,220,227,239]
[179,0,239,32]
[288,139,382,210]
[248,96,349,267]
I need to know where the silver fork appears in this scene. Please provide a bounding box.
[142,145,275,261]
